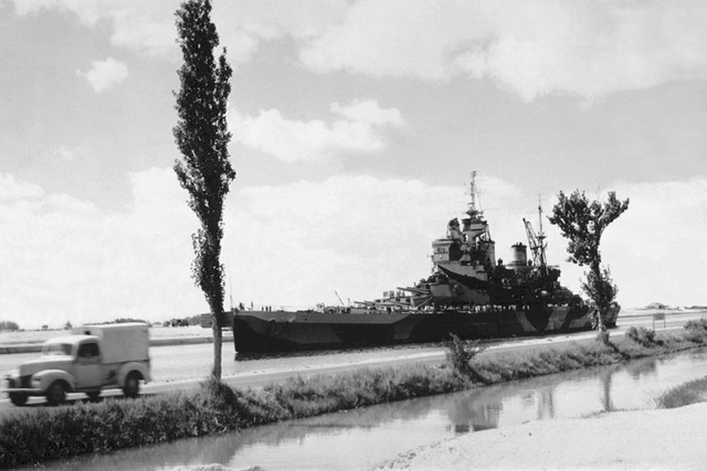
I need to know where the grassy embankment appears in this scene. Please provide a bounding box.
[2,319,707,467]
[656,376,707,409]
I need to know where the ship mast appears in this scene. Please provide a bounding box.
[466,171,484,220]
[536,194,547,267]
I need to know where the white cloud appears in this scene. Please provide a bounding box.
[214,0,348,63]
[0,169,201,329]
[456,1,707,102]
[13,0,707,101]
[594,178,707,307]
[231,100,404,162]
[54,145,86,161]
[223,176,468,308]
[77,57,129,93]
[299,0,476,81]
[299,0,707,101]
[11,0,347,61]
[13,0,179,57]
[1,170,705,329]
[330,100,404,126]
[0,174,44,202]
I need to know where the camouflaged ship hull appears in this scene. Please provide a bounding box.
[231,304,620,354]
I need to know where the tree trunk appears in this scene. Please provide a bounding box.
[211,310,222,380]
[208,290,224,381]
[591,260,610,345]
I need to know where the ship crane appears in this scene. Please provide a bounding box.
[523,199,548,271]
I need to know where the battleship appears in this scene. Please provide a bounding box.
[210,173,619,353]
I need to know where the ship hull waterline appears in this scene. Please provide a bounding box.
[230,305,620,354]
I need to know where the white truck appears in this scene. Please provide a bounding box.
[4,323,151,406]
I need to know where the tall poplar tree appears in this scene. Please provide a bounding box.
[173,0,235,379]
[549,190,629,344]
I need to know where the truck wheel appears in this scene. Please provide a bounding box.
[123,372,140,398]
[46,381,67,406]
[9,392,28,407]
[86,391,101,401]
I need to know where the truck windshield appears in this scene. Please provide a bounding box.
[42,342,73,356]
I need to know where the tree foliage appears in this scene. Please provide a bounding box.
[549,191,629,267]
[0,320,20,331]
[173,0,235,379]
[581,266,618,312]
[549,190,629,343]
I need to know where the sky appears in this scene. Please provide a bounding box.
[1,0,707,329]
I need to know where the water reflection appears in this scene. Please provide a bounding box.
[38,348,707,471]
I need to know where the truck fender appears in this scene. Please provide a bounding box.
[31,370,75,393]
[117,362,151,385]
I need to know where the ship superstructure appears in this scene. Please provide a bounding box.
[428,171,496,305]
[366,173,573,312]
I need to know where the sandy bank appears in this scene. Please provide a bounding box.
[374,403,707,470]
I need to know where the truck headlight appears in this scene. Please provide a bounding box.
[31,376,41,385]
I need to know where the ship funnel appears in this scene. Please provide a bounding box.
[509,242,528,270]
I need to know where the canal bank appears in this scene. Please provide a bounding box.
[32,345,707,470]
[2,316,706,468]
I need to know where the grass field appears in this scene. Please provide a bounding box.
[0,325,213,346]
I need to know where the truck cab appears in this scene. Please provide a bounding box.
[4,323,150,406]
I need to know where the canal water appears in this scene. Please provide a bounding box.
[40,347,707,471]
